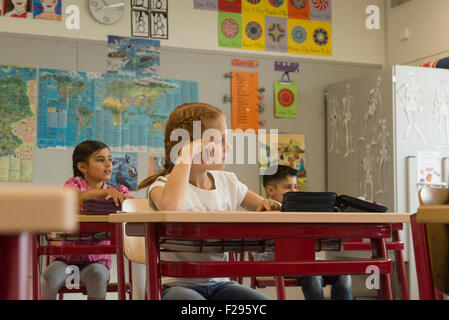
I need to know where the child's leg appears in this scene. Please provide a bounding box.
[209,281,270,300]
[79,263,110,300]
[297,276,325,300]
[162,285,206,300]
[41,260,70,300]
[325,275,353,300]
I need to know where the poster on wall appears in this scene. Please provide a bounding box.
[4,0,33,18]
[107,36,160,77]
[231,71,259,132]
[37,68,199,155]
[309,0,332,22]
[149,0,169,39]
[417,150,442,185]
[194,0,218,11]
[259,133,306,196]
[274,80,298,118]
[33,0,62,21]
[0,65,37,182]
[218,11,242,48]
[110,152,138,191]
[265,16,288,52]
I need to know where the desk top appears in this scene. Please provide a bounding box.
[109,211,412,224]
[0,187,78,234]
[417,205,449,223]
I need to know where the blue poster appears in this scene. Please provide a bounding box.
[110,152,138,191]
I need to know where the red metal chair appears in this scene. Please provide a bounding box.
[32,221,132,300]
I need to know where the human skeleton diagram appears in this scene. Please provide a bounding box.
[342,84,355,158]
[372,118,390,194]
[397,72,427,144]
[433,77,449,147]
[363,76,383,139]
[360,143,374,201]
[327,93,341,154]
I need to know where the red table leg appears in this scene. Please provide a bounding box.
[115,223,126,300]
[371,237,393,300]
[410,214,436,300]
[32,234,40,300]
[275,277,287,300]
[392,229,409,300]
[0,233,31,300]
[145,223,161,300]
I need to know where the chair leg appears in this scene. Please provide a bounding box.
[275,277,287,300]
[32,234,40,300]
[392,230,410,300]
[58,292,64,300]
[371,238,393,300]
[128,260,133,300]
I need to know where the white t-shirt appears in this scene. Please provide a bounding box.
[148,170,249,287]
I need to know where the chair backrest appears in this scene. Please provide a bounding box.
[418,187,449,295]
[122,199,151,265]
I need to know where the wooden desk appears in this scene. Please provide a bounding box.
[110,211,411,300]
[0,187,78,300]
[32,214,127,300]
[417,205,449,223]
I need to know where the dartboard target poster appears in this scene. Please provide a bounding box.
[218,12,242,48]
[274,80,298,118]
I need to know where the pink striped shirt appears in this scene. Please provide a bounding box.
[52,177,130,269]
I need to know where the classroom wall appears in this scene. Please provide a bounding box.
[0,0,386,65]
[387,0,449,65]
[0,32,380,197]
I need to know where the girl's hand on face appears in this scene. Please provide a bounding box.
[178,139,215,165]
[256,199,282,212]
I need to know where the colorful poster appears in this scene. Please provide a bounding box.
[37,68,199,155]
[308,20,331,56]
[148,156,165,176]
[265,16,287,52]
[265,0,288,17]
[417,151,442,185]
[0,65,37,182]
[288,19,310,54]
[218,11,242,48]
[107,36,160,77]
[242,14,265,50]
[231,71,259,132]
[309,0,331,22]
[33,0,62,21]
[231,58,259,68]
[194,0,218,10]
[242,0,266,15]
[259,133,306,194]
[110,152,138,191]
[274,81,298,118]
[218,0,241,13]
[288,0,310,20]
[4,0,33,18]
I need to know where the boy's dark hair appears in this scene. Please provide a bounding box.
[72,140,109,178]
[262,165,298,187]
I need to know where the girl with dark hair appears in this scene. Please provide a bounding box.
[41,140,132,300]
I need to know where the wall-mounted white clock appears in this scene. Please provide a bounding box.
[89,0,125,25]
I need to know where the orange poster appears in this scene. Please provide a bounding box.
[231,71,259,132]
[288,0,310,20]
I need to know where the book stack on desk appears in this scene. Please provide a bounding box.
[82,198,121,215]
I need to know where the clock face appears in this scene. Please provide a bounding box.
[89,0,125,25]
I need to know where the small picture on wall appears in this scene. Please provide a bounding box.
[150,10,168,39]
[131,9,150,38]
[4,0,33,18]
[33,0,62,21]
[132,0,149,11]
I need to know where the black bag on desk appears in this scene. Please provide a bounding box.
[336,195,388,212]
[281,191,338,212]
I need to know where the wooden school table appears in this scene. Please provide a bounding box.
[109,211,412,300]
[0,187,78,300]
[32,214,127,300]
[412,205,449,299]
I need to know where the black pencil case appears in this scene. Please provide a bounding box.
[282,191,338,212]
[336,195,388,213]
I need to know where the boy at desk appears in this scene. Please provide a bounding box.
[257,165,353,300]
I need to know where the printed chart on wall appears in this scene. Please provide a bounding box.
[231,71,259,132]
[37,68,199,156]
[110,152,138,191]
[107,36,160,77]
[199,0,332,56]
[274,80,298,118]
[0,65,37,182]
[259,133,306,196]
